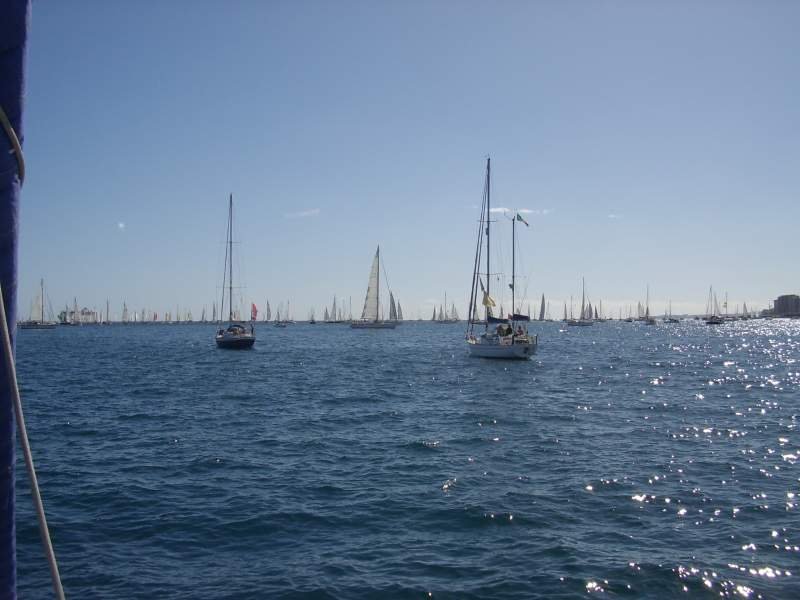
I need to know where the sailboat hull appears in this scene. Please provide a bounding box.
[215,335,255,349]
[19,321,57,330]
[350,321,396,329]
[566,319,593,327]
[467,336,537,360]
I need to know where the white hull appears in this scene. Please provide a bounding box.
[467,336,537,360]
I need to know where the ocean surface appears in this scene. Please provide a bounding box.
[12,320,800,599]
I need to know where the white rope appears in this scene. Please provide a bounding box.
[0,284,65,599]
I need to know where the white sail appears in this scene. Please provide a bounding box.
[331,296,338,321]
[539,294,545,321]
[324,307,329,321]
[360,248,380,321]
[29,292,43,321]
[389,292,397,321]
[397,302,403,321]
[266,301,271,321]
[450,303,459,321]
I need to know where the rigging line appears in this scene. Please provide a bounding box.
[0,105,25,185]
[0,284,65,600]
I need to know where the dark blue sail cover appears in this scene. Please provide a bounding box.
[511,313,530,322]
[0,1,29,596]
[487,315,509,324]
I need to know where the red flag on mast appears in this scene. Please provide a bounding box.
[251,303,258,321]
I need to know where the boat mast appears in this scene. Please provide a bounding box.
[486,158,491,325]
[40,278,44,322]
[511,211,516,320]
[228,194,233,322]
[376,246,380,322]
[581,278,585,321]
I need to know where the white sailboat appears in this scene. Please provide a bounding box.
[665,300,679,323]
[567,278,593,326]
[351,246,397,329]
[215,194,256,349]
[637,285,656,325]
[466,158,537,359]
[705,286,724,325]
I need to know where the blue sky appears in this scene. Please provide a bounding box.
[17,1,800,319]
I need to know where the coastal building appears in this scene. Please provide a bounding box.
[773,294,800,317]
[57,307,100,324]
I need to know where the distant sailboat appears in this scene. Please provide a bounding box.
[538,294,545,321]
[19,279,57,329]
[351,246,397,329]
[637,285,656,325]
[665,300,679,323]
[436,293,459,323]
[215,194,255,349]
[567,278,593,326]
[705,286,724,325]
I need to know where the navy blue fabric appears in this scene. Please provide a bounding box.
[0,2,30,597]
[487,315,509,324]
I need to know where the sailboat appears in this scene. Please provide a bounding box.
[388,292,405,325]
[215,194,256,349]
[664,300,679,323]
[567,278,593,326]
[274,304,287,327]
[351,246,397,329]
[637,285,656,325]
[705,286,724,325]
[325,296,340,323]
[466,158,537,359]
[538,294,545,321]
[436,293,459,323]
[19,278,57,329]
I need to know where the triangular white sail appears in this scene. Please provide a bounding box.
[360,247,380,321]
[324,307,329,321]
[397,302,403,321]
[539,294,545,321]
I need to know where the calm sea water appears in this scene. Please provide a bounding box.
[12,320,800,599]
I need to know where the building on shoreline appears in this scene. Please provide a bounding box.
[773,294,800,317]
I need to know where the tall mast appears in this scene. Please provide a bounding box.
[228,194,233,322]
[376,246,380,322]
[486,157,491,324]
[512,212,516,319]
[581,278,585,321]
